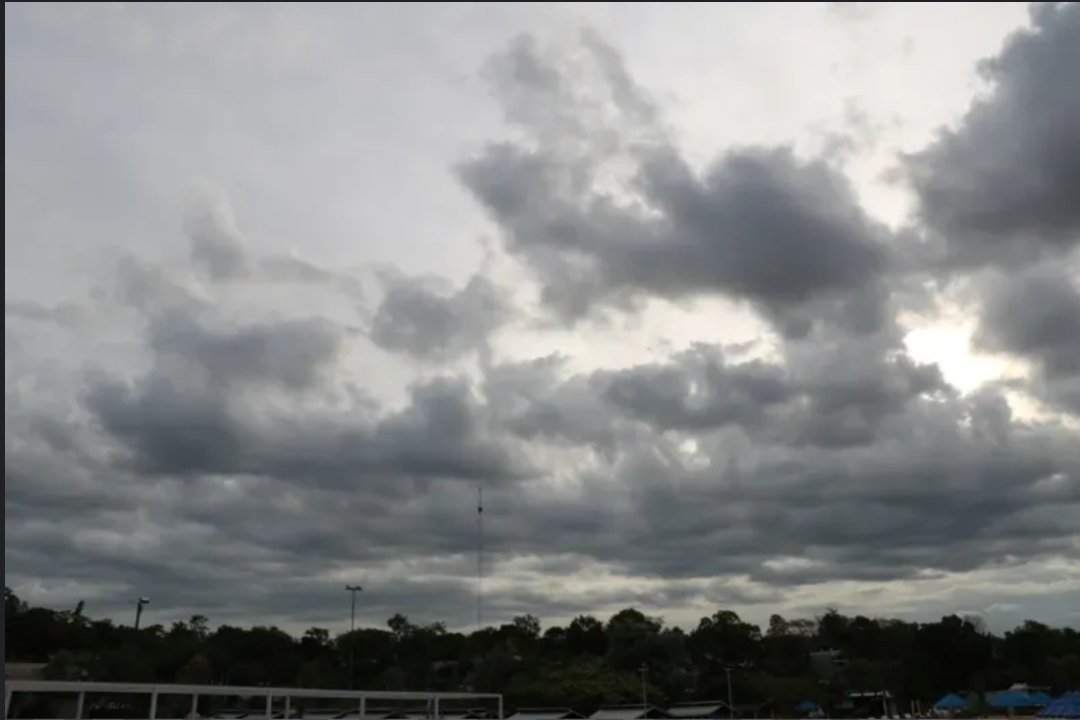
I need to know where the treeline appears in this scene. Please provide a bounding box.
[6,587,1080,711]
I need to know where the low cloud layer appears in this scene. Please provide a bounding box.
[5,3,1080,634]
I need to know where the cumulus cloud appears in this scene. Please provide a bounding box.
[904,2,1080,271]
[370,272,511,362]
[902,2,1080,417]
[460,32,896,337]
[974,260,1080,414]
[5,3,1080,634]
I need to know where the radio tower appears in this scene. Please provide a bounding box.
[476,487,484,630]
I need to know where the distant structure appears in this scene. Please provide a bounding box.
[589,705,670,720]
[665,702,730,720]
[506,710,585,720]
[4,663,45,681]
[477,486,484,630]
[3,680,502,720]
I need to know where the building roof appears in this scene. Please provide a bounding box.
[666,702,729,718]
[336,709,399,719]
[590,706,666,720]
[348,713,485,720]
[507,709,582,720]
[4,662,47,680]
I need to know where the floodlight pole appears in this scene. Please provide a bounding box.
[134,597,149,630]
[640,665,648,716]
[346,585,363,690]
[725,667,734,719]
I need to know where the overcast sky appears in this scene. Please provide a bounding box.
[5,2,1079,637]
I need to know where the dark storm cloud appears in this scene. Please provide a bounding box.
[370,272,511,361]
[905,1,1080,271]
[903,2,1080,415]
[459,31,895,337]
[975,261,1080,414]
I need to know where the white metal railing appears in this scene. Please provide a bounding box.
[3,680,504,720]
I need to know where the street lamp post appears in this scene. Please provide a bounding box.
[639,665,648,716]
[345,585,363,690]
[724,667,734,720]
[134,597,149,630]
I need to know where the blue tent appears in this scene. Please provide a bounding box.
[1039,691,1080,718]
[989,690,1049,709]
[794,701,819,714]
[933,694,968,710]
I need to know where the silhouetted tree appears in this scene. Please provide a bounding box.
[5,585,1080,716]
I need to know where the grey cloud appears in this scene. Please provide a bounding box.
[186,196,249,283]
[258,254,362,294]
[977,264,1080,379]
[593,337,946,449]
[4,481,778,630]
[85,327,527,486]
[186,193,366,297]
[472,345,1077,587]
[81,304,345,477]
[460,32,894,336]
[3,502,500,629]
[114,255,204,313]
[483,356,626,451]
[905,2,1080,271]
[370,272,510,361]
[8,10,1080,634]
[975,262,1080,414]
[827,3,877,23]
[145,310,344,392]
[904,1,1080,416]
[600,345,794,433]
[5,300,88,327]
[10,321,1080,629]
[62,210,527,487]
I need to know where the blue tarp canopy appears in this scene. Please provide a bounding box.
[794,701,819,713]
[933,694,968,710]
[1039,691,1080,718]
[989,690,1051,709]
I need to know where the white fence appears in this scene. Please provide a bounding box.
[3,680,504,720]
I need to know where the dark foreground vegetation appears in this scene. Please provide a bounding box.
[6,587,1080,712]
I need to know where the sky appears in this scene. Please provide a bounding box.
[5,2,1080,637]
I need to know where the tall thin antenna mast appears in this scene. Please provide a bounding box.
[477,486,484,630]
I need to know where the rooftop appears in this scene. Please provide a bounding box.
[666,701,730,718]
[590,705,668,720]
[507,709,583,720]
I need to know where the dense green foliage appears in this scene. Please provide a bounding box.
[6,587,1080,712]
